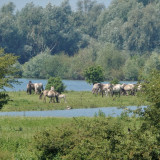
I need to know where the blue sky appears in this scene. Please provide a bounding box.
[0,0,112,11]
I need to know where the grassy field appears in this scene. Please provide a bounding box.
[0,92,155,159]
[1,91,148,112]
[0,116,72,159]
[0,116,142,159]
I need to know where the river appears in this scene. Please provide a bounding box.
[0,106,146,117]
[4,78,137,92]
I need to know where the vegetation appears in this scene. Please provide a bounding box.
[0,116,72,159]
[84,65,105,84]
[0,113,159,159]
[2,91,145,112]
[45,77,66,93]
[138,70,160,131]
[0,48,18,109]
[0,71,160,159]
[0,0,160,80]
[1,0,160,159]
[34,116,159,159]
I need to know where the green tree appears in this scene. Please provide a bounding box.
[0,2,21,56]
[138,70,160,139]
[0,48,18,109]
[22,49,71,79]
[123,58,139,80]
[22,49,52,79]
[96,43,127,80]
[143,52,160,78]
[45,77,66,93]
[16,3,44,63]
[84,65,105,84]
[68,47,96,80]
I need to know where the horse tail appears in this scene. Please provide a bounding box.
[39,92,43,99]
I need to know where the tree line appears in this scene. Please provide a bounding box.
[1,0,160,80]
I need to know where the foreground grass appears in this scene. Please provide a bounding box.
[2,91,148,112]
[0,116,72,159]
[0,116,143,159]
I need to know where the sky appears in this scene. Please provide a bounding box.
[0,0,112,11]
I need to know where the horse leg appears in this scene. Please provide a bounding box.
[64,97,67,103]
[49,97,51,103]
[55,96,59,103]
[43,96,46,103]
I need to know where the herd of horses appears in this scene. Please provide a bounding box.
[26,81,66,103]
[26,81,142,104]
[92,83,142,97]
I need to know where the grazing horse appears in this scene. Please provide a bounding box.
[27,81,35,94]
[92,83,101,95]
[27,82,44,94]
[110,84,125,97]
[102,83,113,97]
[58,94,67,103]
[92,83,113,97]
[39,86,59,103]
[34,83,44,94]
[123,84,136,95]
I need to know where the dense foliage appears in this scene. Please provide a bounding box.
[84,65,105,84]
[0,48,18,109]
[34,115,160,159]
[45,77,66,93]
[139,70,160,131]
[0,0,160,80]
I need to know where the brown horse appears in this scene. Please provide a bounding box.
[27,81,35,94]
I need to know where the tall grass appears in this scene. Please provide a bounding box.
[0,117,72,159]
[2,91,147,112]
[0,116,151,159]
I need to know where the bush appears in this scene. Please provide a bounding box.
[33,117,160,159]
[110,78,119,84]
[84,65,105,84]
[45,77,66,93]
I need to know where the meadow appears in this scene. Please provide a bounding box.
[2,91,147,112]
[0,116,72,159]
[0,115,158,159]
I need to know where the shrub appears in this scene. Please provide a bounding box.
[84,65,105,84]
[110,78,119,84]
[33,117,160,159]
[45,77,66,93]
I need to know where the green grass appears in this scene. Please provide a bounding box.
[0,116,72,159]
[0,116,150,159]
[2,91,148,112]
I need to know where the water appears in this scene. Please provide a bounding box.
[0,106,146,117]
[3,78,137,92]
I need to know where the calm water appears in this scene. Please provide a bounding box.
[0,106,146,117]
[3,78,137,92]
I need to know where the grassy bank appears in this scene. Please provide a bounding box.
[2,91,148,112]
